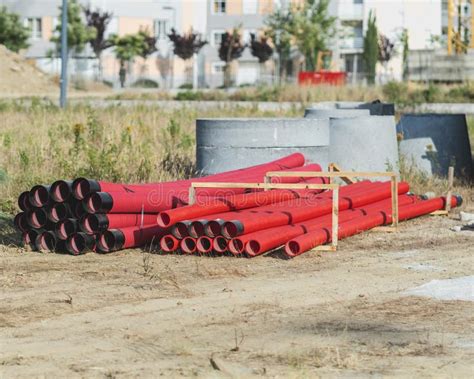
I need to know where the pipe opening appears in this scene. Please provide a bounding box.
[50,203,68,222]
[160,235,178,252]
[197,237,212,253]
[172,222,190,239]
[37,232,56,251]
[58,219,77,240]
[222,221,243,239]
[28,209,47,228]
[14,213,28,232]
[286,241,300,256]
[181,237,196,253]
[157,213,170,227]
[31,185,50,207]
[228,239,244,255]
[213,236,228,253]
[68,234,86,255]
[246,240,261,256]
[206,220,224,237]
[18,191,30,211]
[189,221,206,238]
[51,180,71,202]
[99,231,116,252]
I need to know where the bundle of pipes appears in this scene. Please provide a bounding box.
[158,180,462,258]
[14,154,331,255]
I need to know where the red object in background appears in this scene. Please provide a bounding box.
[298,71,346,86]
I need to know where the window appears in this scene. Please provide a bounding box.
[212,0,226,14]
[212,62,225,74]
[242,0,258,14]
[154,19,169,40]
[211,30,226,46]
[24,18,42,39]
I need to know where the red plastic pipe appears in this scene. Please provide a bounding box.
[285,195,462,257]
[48,202,73,223]
[203,181,376,237]
[180,237,197,254]
[160,234,180,252]
[196,236,214,253]
[80,213,158,234]
[212,236,229,254]
[14,212,30,233]
[222,181,409,238]
[72,153,305,200]
[97,224,167,253]
[243,195,419,256]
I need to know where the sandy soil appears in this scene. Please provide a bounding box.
[1,214,473,378]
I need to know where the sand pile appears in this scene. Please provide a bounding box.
[0,44,58,96]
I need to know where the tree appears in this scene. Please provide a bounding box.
[137,28,157,77]
[249,33,273,82]
[265,8,293,81]
[378,34,395,64]
[0,6,29,52]
[51,0,96,56]
[288,0,336,71]
[400,29,409,81]
[168,28,207,60]
[109,33,145,87]
[168,28,207,87]
[218,28,246,88]
[363,10,378,85]
[83,6,113,79]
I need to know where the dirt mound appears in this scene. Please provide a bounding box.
[0,44,58,96]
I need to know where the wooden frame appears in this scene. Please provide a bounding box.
[188,181,340,252]
[265,168,399,231]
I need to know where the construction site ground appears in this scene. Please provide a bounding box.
[1,212,473,378]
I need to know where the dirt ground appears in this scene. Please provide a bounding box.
[0,213,473,378]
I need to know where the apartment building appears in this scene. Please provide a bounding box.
[1,0,445,86]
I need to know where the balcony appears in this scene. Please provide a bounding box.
[338,3,364,20]
[339,36,364,51]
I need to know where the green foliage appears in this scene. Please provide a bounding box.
[0,6,29,52]
[175,91,202,101]
[265,8,293,78]
[109,33,146,64]
[51,0,96,54]
[132,79,159,88]
[159,119,194,178]
[288,0,335,71]
[363,10,378,85]
[400,29,409,81]
[137,28,157,60]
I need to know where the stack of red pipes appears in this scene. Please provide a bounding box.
[13,153,462,257]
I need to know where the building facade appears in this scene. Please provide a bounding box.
[1,0,447,87]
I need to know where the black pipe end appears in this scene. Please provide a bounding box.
[454,195,463,207]
[81,213,109,233]
[35,231,57,252]
[72,178,101,200]
[98,229,125,253]
[66,232,96,255]
[229,220,244,238]
[18,191,31,212]
[50,180,73,202]
[29,185,51,207]
[84,192,113,214]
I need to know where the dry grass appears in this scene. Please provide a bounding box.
[0,101,472,214]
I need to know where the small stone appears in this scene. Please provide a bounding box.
[460,212,474,223]
[450,225,462,232]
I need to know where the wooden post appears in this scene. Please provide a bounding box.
[445,166,454,212]
[391,175,399,227]
[332,187,339,249]
[188,186,196,205]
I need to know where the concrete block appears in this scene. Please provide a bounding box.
[399,137,438,176]
[397,114,473,179]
